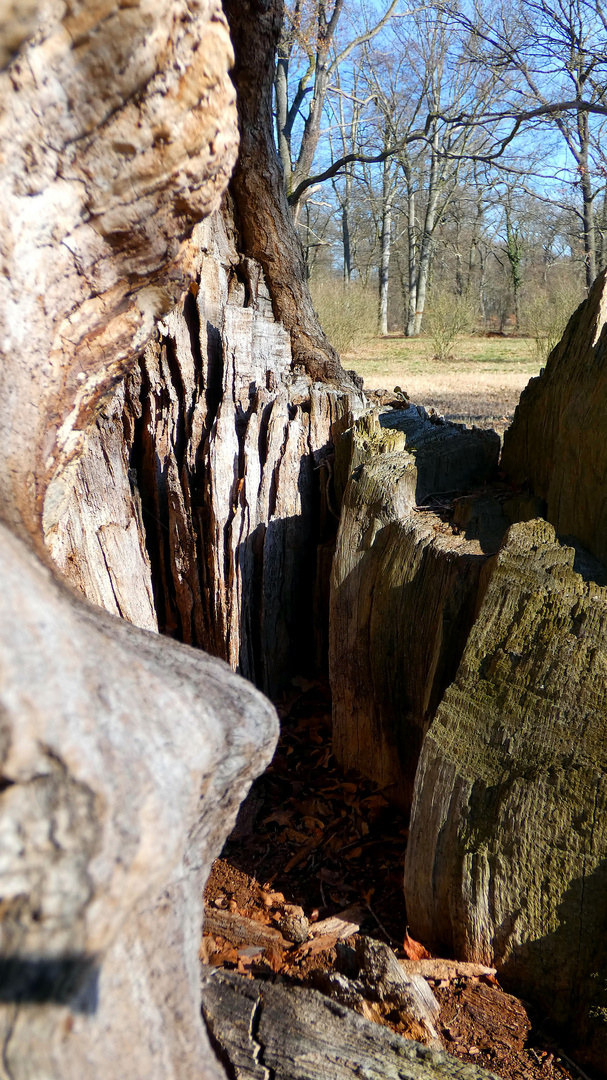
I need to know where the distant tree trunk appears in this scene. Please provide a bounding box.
[597,186,607,275]
[342,165,354,282]
[404,167,418,337]
[577,111,597,290]
[378,157,393,336]
[412,129,441,336]
[505,209,523,332]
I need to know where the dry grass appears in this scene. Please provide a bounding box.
[343,333,543,434]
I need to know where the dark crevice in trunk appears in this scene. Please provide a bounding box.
[204,318,225,437]
[129,356,181,639]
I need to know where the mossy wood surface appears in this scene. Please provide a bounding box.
[405,520,607,1074]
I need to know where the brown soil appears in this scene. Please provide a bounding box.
[202,682,595,1080]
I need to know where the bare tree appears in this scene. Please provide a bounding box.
[451,0,607,288]
[275,0,400,218]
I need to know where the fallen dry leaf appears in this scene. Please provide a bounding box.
[264,944,285,972]
[211,944,238,967]
[199,935,218,964]
[284,834,323,872]
[403,931,432,960]
[263,809,293,827]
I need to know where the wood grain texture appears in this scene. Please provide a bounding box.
[404,519,607,1075]
[330,408,500,808]
[43,379,157,631]
[0,0,238,543]
[123,211,364,694]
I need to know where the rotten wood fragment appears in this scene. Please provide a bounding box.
[203,907,288,950]
[399,960,497,982]
[308,904,366,940]
[355,937,442,1047]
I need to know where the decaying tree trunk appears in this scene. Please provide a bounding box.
[404,519,607,1072]
[330,273,607,1076]
[38,0,363,697]
[45,203,361,695]
[0,4,282,1077]
[330,408,500,809]
[0,1,364,1076]
[4,1,607,1078]
[200,969,495,1080]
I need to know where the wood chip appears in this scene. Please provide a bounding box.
[294,933,341,959]
[309,904,366,940]
[203,905,288,949]
[399,959,497,981]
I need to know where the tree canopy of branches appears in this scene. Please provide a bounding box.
[273,0,607,337]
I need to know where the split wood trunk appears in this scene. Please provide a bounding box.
[46,209,362,697]
[330,408,500,809]
[0,3,366,1077]
[329,269,607,1075]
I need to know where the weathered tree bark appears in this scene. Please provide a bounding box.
[404,520,607,1074]
[223,0,353,386]
[0,4,283,1077]
[0,521,277,1080]
[200,969,496,1080]
[0,0,238,545]
[330,408,500,809]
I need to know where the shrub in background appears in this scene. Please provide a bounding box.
[309,276,377,354]
[423,291,476,361]
[522,277,585,363]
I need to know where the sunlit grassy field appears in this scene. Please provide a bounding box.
[343,333,543,433]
